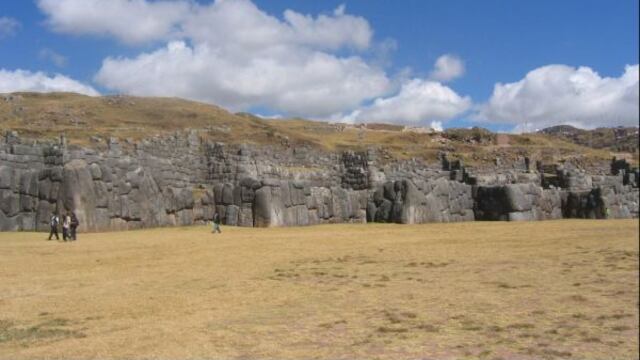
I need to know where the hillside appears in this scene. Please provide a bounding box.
[1,92,633,167]
[539,125,639,153]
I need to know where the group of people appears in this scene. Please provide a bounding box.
[48,211,80,241]
[48,210,216,239]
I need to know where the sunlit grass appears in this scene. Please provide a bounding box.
[0,220,637,359]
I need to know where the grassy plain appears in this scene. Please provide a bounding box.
[0,220,638,359]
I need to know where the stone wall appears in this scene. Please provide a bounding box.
[1,133,217,231]
[1,131,638,232]
[368,178,474,224]
[474,183,562,221]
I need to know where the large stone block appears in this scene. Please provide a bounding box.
[20,194,36,212]
[504,184,532,212]
[473,186,509,221]
[0,189,20,217]
[290,183,307,206]
[375,199,392,222]
[18,212,36,230]
[61,159,99,231]
[89,163,102,180]
[35,200,54,231]
[254,186,281,227]
[280,181,292,207]
[366,201,377,222]
[19,171,39,196]
[508,211,534,221]
[383,181,396,201]
[221,183,234,205]
[562,189,604,219]
[399,180,424,224]
[0,210,19,231]
[213,183,224,204]
[238,204,253,227]
[225,205,239,226]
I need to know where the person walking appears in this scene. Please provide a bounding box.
[212,212,222,234]
[62,212,71,241]
[70,212,79,241]
[47,212,60,240]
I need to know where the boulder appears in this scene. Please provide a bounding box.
[504,184,532,212]
[0,189,20,217]
[0,166,12,189]
[225,205,239,226]
[508,211,534,221]
[89,163,102,180]
[375,199,392,222]
[60,159,98,231]
[238,204,253,227]
[254,186,284,227]
[221,183,234,205]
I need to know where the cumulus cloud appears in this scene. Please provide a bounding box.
[37,0,191,44]
[0,17,21,38]
[340,78,471,124]
[429,54,465,82]
[95,41,389,117]
[477,64,639,132]
[0,69,99,95]
[87,0,389,117]
[38,0,473,124]
[282,5,372,50]
[37,0,373,50]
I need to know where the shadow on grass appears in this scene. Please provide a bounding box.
[0,318,85,345]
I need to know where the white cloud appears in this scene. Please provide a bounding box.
[430,120,443,132]
[0,17,21,38]
[340,78,471,124]
[282,5,371,50]
[39,48,68,67]
[37,0,473,124]
[37,0,191,45]
[37,0,373,50]
[429,54,465,82]
[477,64,639,131]
[95,41,389,117]
[0,69,99,96]
[86,0,389,117]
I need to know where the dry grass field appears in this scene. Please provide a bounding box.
[0,220,638,359]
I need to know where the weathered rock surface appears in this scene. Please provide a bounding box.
[474,183,562,221]
[368,178,474,224]
[0,131,637,232]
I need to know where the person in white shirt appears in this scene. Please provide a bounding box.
[62,213,71,241]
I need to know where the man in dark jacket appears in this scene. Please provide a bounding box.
[47,212,59,240]
[70,212,79,241]
[212,212,221,234]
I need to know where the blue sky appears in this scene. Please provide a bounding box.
[0,0,638,132]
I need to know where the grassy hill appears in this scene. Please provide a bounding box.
[1,92,635,166]
[539,125,639,153]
